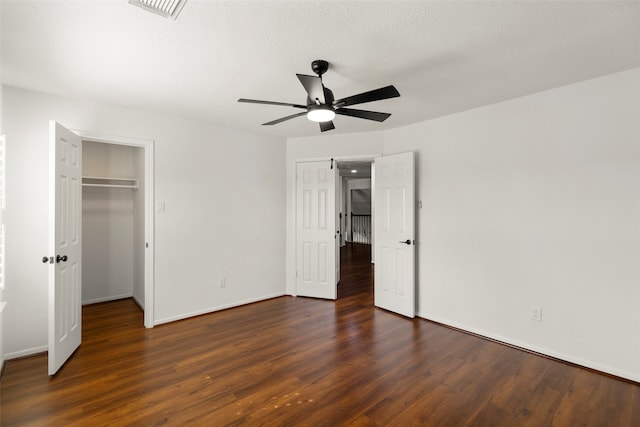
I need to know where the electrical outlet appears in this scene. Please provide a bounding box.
[531,306,542,322]
[218,278,226,288]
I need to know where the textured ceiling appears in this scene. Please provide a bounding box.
[2,1,640,138]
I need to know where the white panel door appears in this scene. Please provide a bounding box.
[48,121,82,375]
[296,160,337,300]
[374,152,415,318]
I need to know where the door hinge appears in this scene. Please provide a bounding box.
[330,158,334,169]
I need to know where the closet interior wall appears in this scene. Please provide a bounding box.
[82,141,145,308]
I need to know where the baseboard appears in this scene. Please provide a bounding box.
[4,345,48,361]
[82,293,133,305]
[154,292,286,326]
[132,294,145,310]
[417,311,640,384]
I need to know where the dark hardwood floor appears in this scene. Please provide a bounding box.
[2,243,639,426]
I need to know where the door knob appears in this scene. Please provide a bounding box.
[399,239,412,245]
[56,255,68,263]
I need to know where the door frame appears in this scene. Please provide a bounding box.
[74,130,155,328]
[291,153,380,297]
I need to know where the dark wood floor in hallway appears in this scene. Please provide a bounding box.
[2,243,639,426]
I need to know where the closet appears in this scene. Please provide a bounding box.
[82,141,146,309]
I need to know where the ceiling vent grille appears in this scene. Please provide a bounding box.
[129,0,188,20]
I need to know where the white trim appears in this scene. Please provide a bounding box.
[74,130,156,328]
[0,301,6,314]
[82,294,133,305]
[5,345,48,360]
[418,312,640,383]
[154,293,286,326]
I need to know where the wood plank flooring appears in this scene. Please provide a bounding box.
[2,243,639,426]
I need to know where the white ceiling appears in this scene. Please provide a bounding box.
[2,1,639,138]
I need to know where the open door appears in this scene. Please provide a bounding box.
[296,160,337,300]
[48,121,82,375]
[374,152,415,318]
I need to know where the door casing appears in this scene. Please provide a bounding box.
[74,130,155,328]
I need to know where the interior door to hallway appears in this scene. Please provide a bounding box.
[295,160,337,300]
[374,151,416,318]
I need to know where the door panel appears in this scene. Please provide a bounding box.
[296,161,337,300]
[374,152,415,318]
[49,121,82,375]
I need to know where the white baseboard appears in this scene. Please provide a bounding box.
[5,345,48,361]
[132,294,145,310]
[82,293,133,305]
[154,292,286,326]
[417,311,640,383]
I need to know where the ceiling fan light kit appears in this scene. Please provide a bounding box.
[238,59,400,132]
[307,105,336,122]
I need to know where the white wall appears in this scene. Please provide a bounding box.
[2,86,286,358]
[82,142,140,305]
[0,0,4,370]
[0,1,8,374]
[286,67,640,382]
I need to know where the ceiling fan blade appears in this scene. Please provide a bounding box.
[335,108,391,122]
[238,98,306,109]
[297,74,326,104]
[319,121,335,132]
[333,85,400,108]
[262,111,307,126]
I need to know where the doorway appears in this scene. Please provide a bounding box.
[82,141,145,313]
[336,160,373,299]
[76,131,155,328]
[293,152,415,318]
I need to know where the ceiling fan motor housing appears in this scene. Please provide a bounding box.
[311,59,329,76]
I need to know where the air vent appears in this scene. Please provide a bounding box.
[129,0,188,20]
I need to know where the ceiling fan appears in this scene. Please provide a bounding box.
[238,60,400,132]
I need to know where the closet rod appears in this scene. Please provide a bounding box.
[82,183,138,190]
[82,176,138,190]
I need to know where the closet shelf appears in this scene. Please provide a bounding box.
[82,176,138,190]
